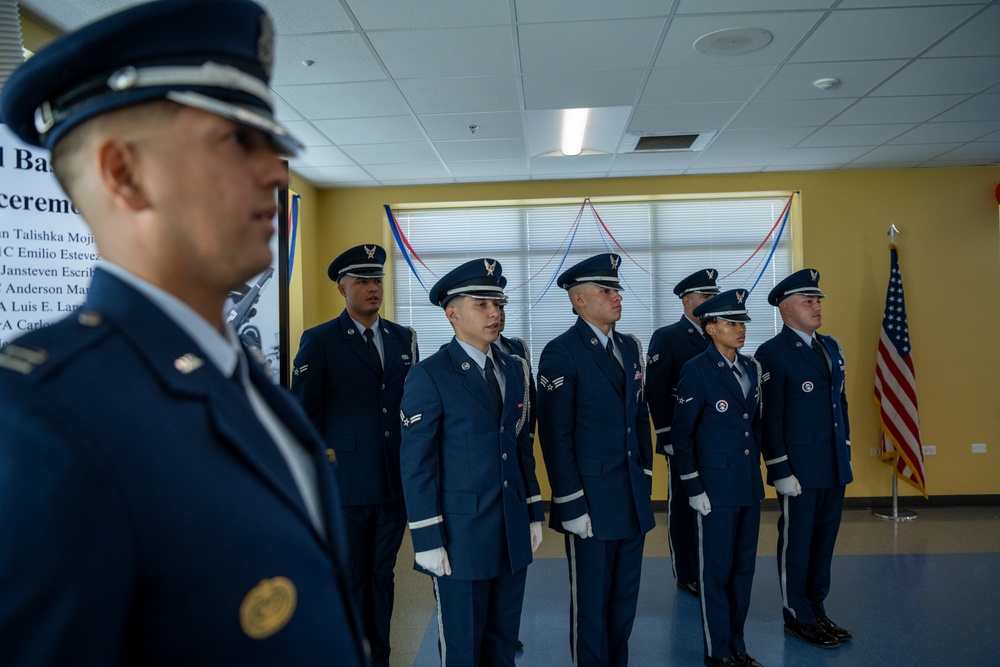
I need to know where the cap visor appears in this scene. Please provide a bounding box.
[166,90,303,156]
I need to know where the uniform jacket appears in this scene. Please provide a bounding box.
[399,339,544,581]
[0,269,365,667]
[536,317,655,540]
[646,316,709,454]
[671,345,765,507]
[292,309,418,505]
[755,325,853,489]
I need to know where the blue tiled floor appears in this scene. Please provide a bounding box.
[414,553,1000,666]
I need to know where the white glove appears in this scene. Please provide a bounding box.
[774,475,802,497]
[530,521,543,553]
[415,547,452,577]
[689,492,712,516]
[561,513,593,539]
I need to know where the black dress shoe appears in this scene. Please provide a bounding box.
[515,639,524,652]
[677,580,700,596]
[784,619,841,648]
[732,651,764,667]
[817,615,853,641]
[703,657,736,666]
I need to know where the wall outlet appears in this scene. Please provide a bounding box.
[870,447,881,457]
[972,443,987,454]
[922,445,936,456]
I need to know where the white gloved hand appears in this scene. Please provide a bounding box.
[414,547,452,577]
[530,521,543,553]
[774,475,802,497]
[688,492,712,516]
[561,513,594,539]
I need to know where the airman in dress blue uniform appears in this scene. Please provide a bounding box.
[536,253,655,667]
[646,268,721,597]
[756,269,853,650]
[671,290,765,667]
[291,244,418,666]
[399,259,544,666]
[0,2,365,665]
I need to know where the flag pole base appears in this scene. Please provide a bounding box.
[872,475,918,521]
[872,507,918,522]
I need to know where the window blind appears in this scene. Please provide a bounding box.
[390,196,793,362]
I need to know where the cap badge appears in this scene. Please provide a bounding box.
[715,400,729,413]
[810,269,818,281]
[483,259,496,276]
[706,269,715,279]
[364,245,376,259]
[610,255,620,270]
[174,353,204,375]
[736,290,745,304]
[239,576,296,639]
[257,14,275,77]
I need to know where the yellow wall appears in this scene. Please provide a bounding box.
[21,11,998,501]
[299,168,1000,501]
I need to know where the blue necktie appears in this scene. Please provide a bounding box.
[484,356,503,414]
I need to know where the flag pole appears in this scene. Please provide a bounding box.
[873,223,918,522]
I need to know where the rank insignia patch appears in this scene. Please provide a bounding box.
[400,410,423,428]
[539,375,565,392]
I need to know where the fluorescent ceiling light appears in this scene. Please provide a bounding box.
[561,108,589,156]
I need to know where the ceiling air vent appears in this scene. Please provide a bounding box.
[620,131,716,153]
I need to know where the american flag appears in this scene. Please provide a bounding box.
[873,245,927,497]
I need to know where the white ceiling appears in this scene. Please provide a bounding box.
[19,0,1000,188]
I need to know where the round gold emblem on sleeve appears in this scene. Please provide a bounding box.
[239,576,297,639]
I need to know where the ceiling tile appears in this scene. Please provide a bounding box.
[515,0,669,22]
[346,0,510,30]
[676,0,835,12]
[628,103,742,133]
[522,71,645,109]
[933,141,1000,161]
[281,120,335,147]
[931,93,1000,122]
[419,112,524,141]
[830,95,970,125]
[610,151,700,171]
[641,65,777,105]
[274,81,410,119]
[925,4,1000,57]
[288,145,355,168]
[448,160,531,178]
[366,162,454,181]
[312,116,427,145]
[518,19,665,74]
[796,123,915,147]
[873,57,1000,97]
[274,34,385,85]
[656,12,826,68]
[339,142,441,165]
[850,144,959,164]
[292,165,375,185]
[789,6,981,62]
[728,98,855,129]
[710,127,816,150]
[258,0,355,34]
[889,121,1000,145]
[769,146,873,166]
[435,139,527,161]
[530,154,615,174]
[369,26,515,79]
[397,76,521,114]
[754,60,907,101]
[692,149,787,168]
